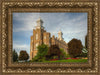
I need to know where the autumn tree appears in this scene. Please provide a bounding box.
[68,38,83,58]
[13,49,18,62]
[19,50,29,61]
[46,45,62,60]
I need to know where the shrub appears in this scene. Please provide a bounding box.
[66,54,71,58]
[31,56,39,62]
[53,56,58,59]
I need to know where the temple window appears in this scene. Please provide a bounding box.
[36,34,38,40]
[35,43,39,50]
[44,36,46,39]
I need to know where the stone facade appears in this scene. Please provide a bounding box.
[30,18,68,60]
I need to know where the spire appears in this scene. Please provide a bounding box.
[35,17,44,29]
[58,30,63,40]
[37,17,43,23]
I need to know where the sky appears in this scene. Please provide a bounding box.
[13,12,87,55]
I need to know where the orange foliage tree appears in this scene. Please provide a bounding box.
[68,38,83,58]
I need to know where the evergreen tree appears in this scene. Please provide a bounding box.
[13,49,18,62]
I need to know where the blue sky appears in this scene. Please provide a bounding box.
[13,13,87,55]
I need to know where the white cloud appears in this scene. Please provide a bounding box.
[13,13,87,55]
[71,13,86,23]
[13,13,40,32]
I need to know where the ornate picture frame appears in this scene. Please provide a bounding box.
[0,0,99,74]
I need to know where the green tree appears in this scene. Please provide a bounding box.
[46,45,62,60]
[60,48,67,59]
[37,44,48,58]
[13,49,18,62]
[32,44,48,62]
[68,38,83,58]
[19,50,29,61]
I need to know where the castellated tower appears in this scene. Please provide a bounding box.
[30,18,68,60]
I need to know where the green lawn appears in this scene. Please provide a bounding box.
[43,59,88,63]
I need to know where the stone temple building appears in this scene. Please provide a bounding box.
[30,18,68,60]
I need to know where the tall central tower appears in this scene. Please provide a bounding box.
[58,30,63,40]
[35,17,44,29]
[30,18,68,60]
[30,18,45,60]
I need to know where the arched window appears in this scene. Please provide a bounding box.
[36,34,38,40]
[44,36,46,39]
[35,43,38,50]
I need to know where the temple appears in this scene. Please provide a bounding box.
[30,18,68,60]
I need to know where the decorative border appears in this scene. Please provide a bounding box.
[1,1,99,74]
